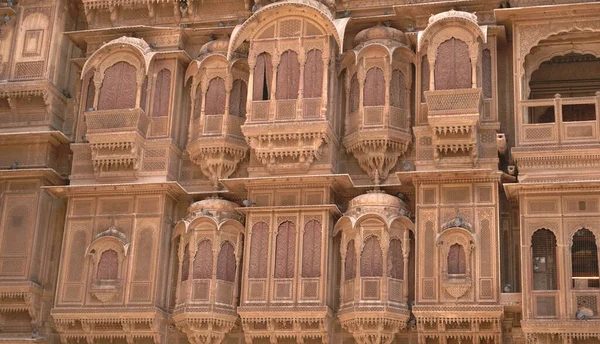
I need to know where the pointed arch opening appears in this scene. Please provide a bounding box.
[253,53,273,101]
[302,219,322,278]
[434,38,471,90]
[388,238,404,280]
[345,240,356,281]
[217,241,237,283]
[532,229,557,290]
[276,50,300,100]
[193,240,213,280]
[361,236,383,277]
[249,222,269,278]
[447,243,467,275]
[97,249,119,280]
[275,221,296,278]
[363,68,385,107]
[572,228,599,289]
[98,61,137,110]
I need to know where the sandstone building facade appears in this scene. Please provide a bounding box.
[0,0,599,343]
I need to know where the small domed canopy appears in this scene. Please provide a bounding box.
[175,197,245,235]
[418,9,487,52]
[227,0,348,59]
[334,190,414,234]
[81,36,156,78]
[350,25,415,66]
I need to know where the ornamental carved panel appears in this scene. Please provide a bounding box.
[276,50,300,100]
[361,236,383,277]
[249,222,269,278]
[98,61,137,110]
[275,221,296,278]
[217,241,236,283]
[434,38,471,90]
[301,219,322,278]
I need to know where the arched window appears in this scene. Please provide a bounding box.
[363,68,385,106]
[205,77,226,115]
[447,244,466,275]
[193,84,203,119]
[229,79,248,117]
[302,220,322,278]
[390,70,407,109]
[388,238,404,279]
[249,222,269,278]
[181,244,190,281]
[435,38,471,90]
[152,69,171,117]
[361,236,383,277]
[572,228,599,289]
[482,49,492,99]
[345,240,356,281]
[275,221,296,278]
[303,49,323,98]
[349,74,360,113]
[85,74,95,111]
[253,53,273,101]
[217,241,237,283]
[421,55,430,101]
[97,249,118,280]
[276,50,300,100]
[98,61,137,110]
[532,229,557,290]
[193,240,213,279]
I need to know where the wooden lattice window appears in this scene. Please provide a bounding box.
[532,229,557,290]
[303,49,323,98]
[181,244,190,281]
[205,77,226,116]
[572,228,599,288]
[363,68,385,106]
[447,244,466,275]
[482,49,492,99]
[421,55,429,101]
[97,249,118,280]
[275,221,296,278]
[276,50,300,100]
[229,79,248,117]
[390,69,407,108]
[345,240,356,281]
[193,84,203,119]
[249,222,269,278]
[434,38,472,90]
[349,74,360,113]
[253,53,273,101]
[98,61,137,110]
[361,236,383,277]
[152,68,171,117]
[388,238,404,280]
[302,219,322,278]
[217,241,236,282]
[193,240,213,279]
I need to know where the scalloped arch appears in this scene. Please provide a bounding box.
[81,37,155,79]
[227,0,348,59]
[418,13,487,53]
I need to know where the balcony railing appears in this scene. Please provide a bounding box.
[85,108,149,135]
[519,94,600,145]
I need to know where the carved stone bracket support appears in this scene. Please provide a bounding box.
[187,137,248,187]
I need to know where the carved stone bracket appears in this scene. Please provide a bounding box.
[187,137,247,187]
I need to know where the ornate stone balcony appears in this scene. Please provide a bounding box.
[424,88,483,164]
[187,114,247,187]
[513,93,600,182]
[242,119,333,174]
[335,191,414,344]
[172,198,244,344]
[84,107,149,181]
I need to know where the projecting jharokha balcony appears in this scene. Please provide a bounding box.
[83,108,150,180]
[518,93,600,145]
